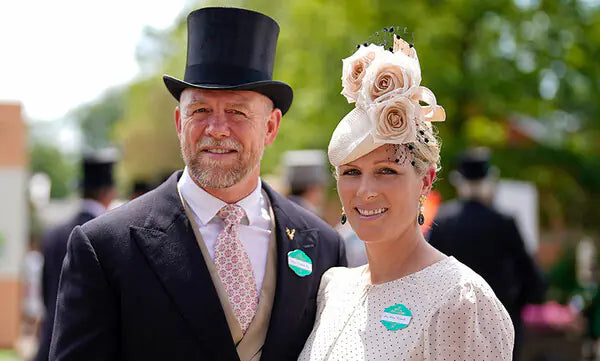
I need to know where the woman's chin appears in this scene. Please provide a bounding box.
[354,229,387,244]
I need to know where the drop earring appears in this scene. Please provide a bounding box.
[418,195,426,226]
[341,208,347,225]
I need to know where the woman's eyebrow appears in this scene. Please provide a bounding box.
[374,159,396,165]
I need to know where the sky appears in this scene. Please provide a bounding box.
[0,0,189,123]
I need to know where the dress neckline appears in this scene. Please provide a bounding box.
[358,256,456,288]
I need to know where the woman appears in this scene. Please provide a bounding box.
[298,32,514,360]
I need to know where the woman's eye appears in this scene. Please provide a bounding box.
[379,168,398,175]
[341,169,360,176]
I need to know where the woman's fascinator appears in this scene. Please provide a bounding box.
[328,29,446,167]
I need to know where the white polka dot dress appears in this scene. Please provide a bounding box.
[298,257,514,361]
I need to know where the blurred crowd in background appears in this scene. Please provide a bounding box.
[2,0,600,360]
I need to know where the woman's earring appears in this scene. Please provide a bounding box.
[341,208,347,225]
[418,195,426,226]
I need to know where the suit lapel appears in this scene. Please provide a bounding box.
[261,183,319,352]
[132,172,240,361]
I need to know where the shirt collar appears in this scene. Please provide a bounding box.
[178,167,263,226]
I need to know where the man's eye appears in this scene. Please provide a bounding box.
[226,109,246,116]
[342,169,360,176]
[192,108,209,114]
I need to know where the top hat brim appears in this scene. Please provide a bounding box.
[163,75,293,116]
[449,166,500,185]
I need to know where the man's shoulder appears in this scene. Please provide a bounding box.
[288,199,336,234]
[264,184,339,239]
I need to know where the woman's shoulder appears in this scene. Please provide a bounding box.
[426,257,513,326]
[406,257,507,314]
[422,258,515,359]
[317,265,367,298]
[321,264,367,286]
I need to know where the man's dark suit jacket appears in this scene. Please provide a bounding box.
[35,209,96,361]
[427,199,545,323]
[50,171,347,361]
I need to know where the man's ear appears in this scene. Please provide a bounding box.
[421,167,436,195]
[174,105,182,139]
[264,108,282,147]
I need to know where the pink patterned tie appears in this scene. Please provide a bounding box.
[214,204,258,333]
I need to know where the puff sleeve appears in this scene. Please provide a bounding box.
[424,281,514,360]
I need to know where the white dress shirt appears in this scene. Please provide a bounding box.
[177,167,272,293]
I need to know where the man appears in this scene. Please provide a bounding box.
[35,149,117,361]
[282,150,328,216]
[427,147,545,361]
[50,7,346,361]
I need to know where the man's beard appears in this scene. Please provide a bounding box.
[181,137,262,189]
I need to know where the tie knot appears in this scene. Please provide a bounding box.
[217,204,245,226]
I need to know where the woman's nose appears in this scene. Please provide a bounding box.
[355,175,378,200]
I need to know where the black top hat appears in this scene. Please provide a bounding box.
[455,147,497,181]
[163,7,293,115]
[82,148,118,190]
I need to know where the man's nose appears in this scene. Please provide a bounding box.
[204,113,230,139]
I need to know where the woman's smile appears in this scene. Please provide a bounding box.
[355,207,389,219]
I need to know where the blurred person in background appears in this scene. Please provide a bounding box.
[427,147,546,361]
[35,149,118,361]
[129,180,154,200]
[282,150,328,216]
[19,236,44,359]
[49,7,346,361]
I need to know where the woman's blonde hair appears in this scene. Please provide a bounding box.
[408,121,441,176]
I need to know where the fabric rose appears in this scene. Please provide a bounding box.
[408,86,446,123]
[341,44,386,103]
[368,97,419,144]
[359,51,421,104]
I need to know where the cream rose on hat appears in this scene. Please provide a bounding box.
[359,50,421,104]
[328,34,446,167]
[369,97,418,144]
[341,44,386,103]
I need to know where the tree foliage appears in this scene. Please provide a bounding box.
[72,88,125,151]
[85,0,599,230]
[29,143,76,198]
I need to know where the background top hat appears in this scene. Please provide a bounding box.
[82,148,119,190]
[453,147,498,181]
[282,150,328,193]
[163,7,293,115]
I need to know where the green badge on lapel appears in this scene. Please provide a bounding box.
[287,249,312,277]
[381,303,412,331]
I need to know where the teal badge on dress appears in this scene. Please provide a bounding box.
[287,249,312,277]
[381,303,412,331]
